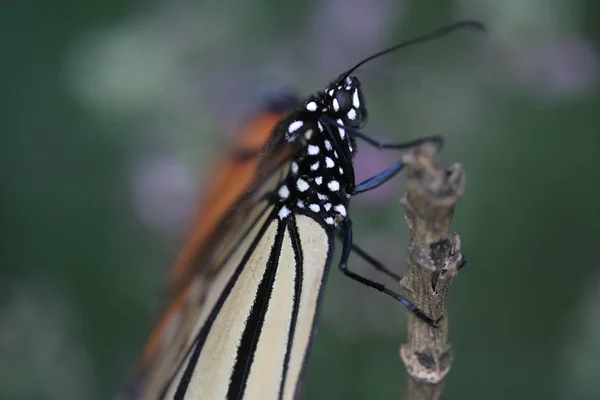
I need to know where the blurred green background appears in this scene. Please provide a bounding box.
[2,1,600,399]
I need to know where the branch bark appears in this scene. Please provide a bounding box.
[399,142,466,400]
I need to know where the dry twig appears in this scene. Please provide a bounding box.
[399,143,466,400]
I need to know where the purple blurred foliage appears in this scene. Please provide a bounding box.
[131,157,198,236]
[309,0,402,74]
[511,34,599,101]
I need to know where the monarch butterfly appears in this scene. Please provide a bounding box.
[126,20,484,400]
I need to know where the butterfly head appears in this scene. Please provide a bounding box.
[323,74,367,129]
[286,74,366,146]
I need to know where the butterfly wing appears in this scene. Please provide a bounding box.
[128,96,303,398]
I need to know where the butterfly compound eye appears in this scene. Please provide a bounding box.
[333,90,352,113]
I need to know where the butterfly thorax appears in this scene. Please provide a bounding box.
[275,75,368,227]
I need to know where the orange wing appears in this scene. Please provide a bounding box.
[138,94,299,372]
[169,112,286,287]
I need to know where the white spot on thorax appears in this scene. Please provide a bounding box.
[317,121,324,132]
[325,157,334,168]
[334,204,347,216]
[297,178,309,192]
[328,180,340,191]
[308,145,319,155]
[306,101,317,112]
[339,167,344,175]
[278,185,289,199]
[288,120,303,133]
[278,206,291,219]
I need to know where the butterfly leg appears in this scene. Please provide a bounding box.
[338,218,438,327]
[322,115,443,150]
[353,160,404,194]
[352,135,446,193]
[348,240,402,281]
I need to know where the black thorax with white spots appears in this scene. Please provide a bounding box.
[275,75,367,227]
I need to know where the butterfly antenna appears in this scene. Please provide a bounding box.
[340,20,486,81]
